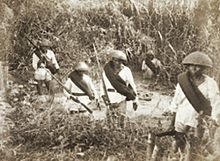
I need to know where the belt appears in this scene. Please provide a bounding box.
[107,89,116,92]
[71,92,87,96]
[69,110,87,114]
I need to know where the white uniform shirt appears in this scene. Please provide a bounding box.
[101,65,138,104]
[32,49,59,70]
[169,75,220,128]
[63,75,98,111]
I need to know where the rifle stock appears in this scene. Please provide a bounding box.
[93,43,110,106]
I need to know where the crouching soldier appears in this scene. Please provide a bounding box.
[32,38,60,95]
[101,49,138,128]
[166,51,220,154]
[63,62,99,114]
[141,52,162,79]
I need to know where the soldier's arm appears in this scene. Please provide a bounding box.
[126,68,138,101]
[32,53,40,70]
[208,79,220,123]
[86,76,97,100]
[49,50,59,69]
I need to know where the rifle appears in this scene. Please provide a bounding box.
[49,71,93,114]
[24,35,44,60]
[93,43,110,106]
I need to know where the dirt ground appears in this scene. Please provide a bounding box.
[91,78,173,120]
[33,72,174,121]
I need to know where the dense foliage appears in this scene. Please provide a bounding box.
[5,0,220,85]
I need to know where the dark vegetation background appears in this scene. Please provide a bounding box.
[1,0,220,87]
[1,0,220,160]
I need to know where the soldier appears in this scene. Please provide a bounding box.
[141,52,162,79]
[166,51,220,152]
[101,49,138,128]
[32,38,60,95]
[63,62,99,113]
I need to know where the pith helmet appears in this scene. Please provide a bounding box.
[39,38,52,47]
[182,51,213,68]
[111,50,127,61]
[75,62,89,71]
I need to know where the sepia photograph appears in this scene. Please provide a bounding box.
[0,0,220,160]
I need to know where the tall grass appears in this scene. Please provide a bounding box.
[6,0,220,86]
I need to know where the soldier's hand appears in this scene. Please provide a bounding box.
[133,102,138,111]
[96,99,101,110]
[70,96,80,103]
[55,68,60,74]
[89,95,95,100]
[102,95,110,105]
[162,111,173,117]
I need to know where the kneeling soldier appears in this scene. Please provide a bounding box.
[32,38,59,95]
[63,62,98,113]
